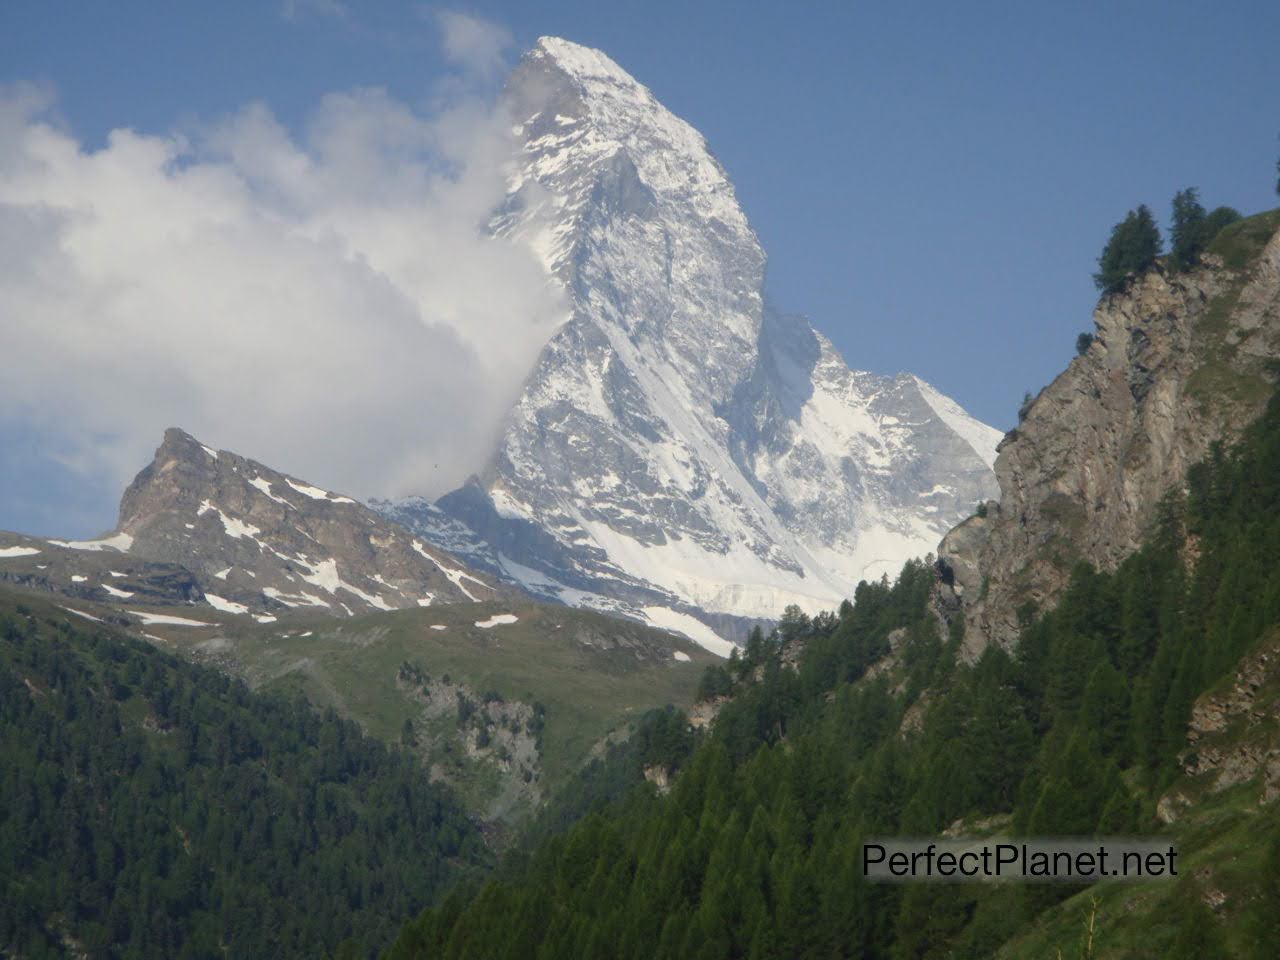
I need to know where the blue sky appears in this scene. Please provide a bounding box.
[2,0,1279,536]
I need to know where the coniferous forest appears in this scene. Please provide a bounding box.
[385,388,1280,959]
[0,607,487,958]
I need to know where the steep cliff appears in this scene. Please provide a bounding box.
[939,211,1280,655]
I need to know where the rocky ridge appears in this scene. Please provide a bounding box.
[0,428,511,624]
[939,213,1280,656]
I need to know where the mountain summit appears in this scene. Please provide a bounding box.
[386,37,1000,647]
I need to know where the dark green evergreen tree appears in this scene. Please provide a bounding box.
[1169,187,1241,271]
[696,663,733,702]
[0,605,485,958]
[1094,204,1162,292]
[1169,187,1207,271]
[387,386,1280,960]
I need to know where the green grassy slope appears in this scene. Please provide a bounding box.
[185,600,713,819]
[25,590,716,823]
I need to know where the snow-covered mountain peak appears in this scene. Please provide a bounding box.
[530,36,645,96]
[521,35,722,179]
[387,40,1002,651]
[502,37,756,296]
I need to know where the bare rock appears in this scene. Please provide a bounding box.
[940,222,1280,656]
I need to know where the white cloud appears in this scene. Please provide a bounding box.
[0,73,565,514]
[432,10,513,79]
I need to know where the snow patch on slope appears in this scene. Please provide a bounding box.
[197,500,261,541]
[129,610,212,627]
[249,476,293,506]
[412,540,492,602]
[205,593,249,615]
[475,613,518,628]
[640,606,734,657]
[285,477,357,505]
[49,532,134,552]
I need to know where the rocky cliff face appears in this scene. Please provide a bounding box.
[939,214,1280,655]
[391,37,1001,648]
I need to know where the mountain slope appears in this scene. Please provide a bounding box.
[0,427,718,826]
[0,428,512,624]
[0,587,486,958]
[389,37,1000,647]
[160,598,714,823]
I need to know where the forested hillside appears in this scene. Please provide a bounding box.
[388,388,1280,959]
[0,597,487,959]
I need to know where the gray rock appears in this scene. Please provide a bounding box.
[940,226,1280,657]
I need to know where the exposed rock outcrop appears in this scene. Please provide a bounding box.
[0,428,514,622]
[939,216,1280,656]
[1158,633,1280,823]
[1180,633,1280,807]
[397,662,543,819]
[115,428,514,618]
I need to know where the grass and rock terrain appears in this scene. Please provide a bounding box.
[4,580,715,826]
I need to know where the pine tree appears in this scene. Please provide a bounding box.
[1169,188,1240,271]
[1094,205,1162,293]
[1079,660,1130,761]
[1169,188,1207,271]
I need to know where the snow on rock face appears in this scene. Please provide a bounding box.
[912,375,1004,471]
[48,532,134,553]
[405,37,1000,648]
[128,610,212,627]
[101,427,513,620]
